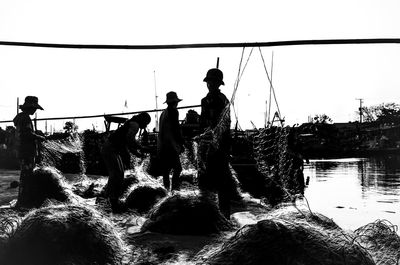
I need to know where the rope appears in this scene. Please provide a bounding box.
[259,47,282,120]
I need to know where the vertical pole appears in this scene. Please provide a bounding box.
[356,98,363,123]
[153,70,159,131]
[34,113,38,131]
[267,51,274,126]
[264,100,268,128]
[216,57,220,69]
[17,97,19,114]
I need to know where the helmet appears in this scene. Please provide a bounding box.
[203,68,225,85]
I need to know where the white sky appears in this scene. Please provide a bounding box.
[0,0,399,131]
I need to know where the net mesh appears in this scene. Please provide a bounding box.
[251,126,305,204]
[194,102,304,205]
[39,133,85,174]
[354,219,400,264]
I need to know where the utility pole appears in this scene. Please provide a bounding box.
[356,98,363,123]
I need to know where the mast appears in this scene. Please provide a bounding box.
[153,70,159,131]
[267,51,274,127]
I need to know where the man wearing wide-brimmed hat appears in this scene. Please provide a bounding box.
[157,91,185,191]
[13,96,46,208]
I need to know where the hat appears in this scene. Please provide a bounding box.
[164,91,182,104]
[20,96,44,110]
[203,68,224,85]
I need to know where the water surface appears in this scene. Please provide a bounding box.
[303,156,400,231]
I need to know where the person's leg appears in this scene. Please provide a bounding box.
[101,143,124,208]
[160,151,171,191]
[162,170,171,191]
[214,152,232,219]
[217,188,231,219]
[171,154,182,191]
[15,157,35,208]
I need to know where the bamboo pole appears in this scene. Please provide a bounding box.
[0,104,201,123]
[0,38,399,50]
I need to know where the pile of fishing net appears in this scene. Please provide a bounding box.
[17,166,77,208]
[70,174,107,198]
[193,206,375,265]
[40,133,85,174]
[122,169,168,213]
[125,184,167,213]
[141,192,233,235]
[354,219,400,264]
[0,204,127,265]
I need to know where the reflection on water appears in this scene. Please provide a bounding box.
[304,155,400,232]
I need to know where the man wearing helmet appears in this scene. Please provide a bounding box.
[198,68,233,219]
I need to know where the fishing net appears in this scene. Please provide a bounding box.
[141,192,233,235]
[194,206,375,265]
[1,204,127,265]
[354,219,400,265]
[196,104,231,171]
[16,166,77,208]
[125,185,168,213]
[80,129,108,175]
[244,127,306,205]
[39,130,110,175]
[39,133,85,174]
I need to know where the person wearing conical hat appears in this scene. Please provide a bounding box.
[157,91,184,191]
[13,96,46,208]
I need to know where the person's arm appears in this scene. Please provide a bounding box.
[199,98,208,131]
[125,121,144,157]
[18,115,45,141]
[171,109,184,145]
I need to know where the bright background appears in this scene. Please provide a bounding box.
[1,0,399,132]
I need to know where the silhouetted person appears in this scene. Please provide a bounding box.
[157,92,184,191]
[13,96,46,208]
[101,112,151,212]
[198,68,232,218]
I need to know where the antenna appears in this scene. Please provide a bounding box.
[153,70,159,131]
[216,57,220,68]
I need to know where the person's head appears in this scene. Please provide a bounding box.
[203,68,224,92]
[19,96,44,115]
[164,91,182,108]
[132,112,151,129]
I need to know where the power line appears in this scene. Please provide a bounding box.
[0,38,399,50]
